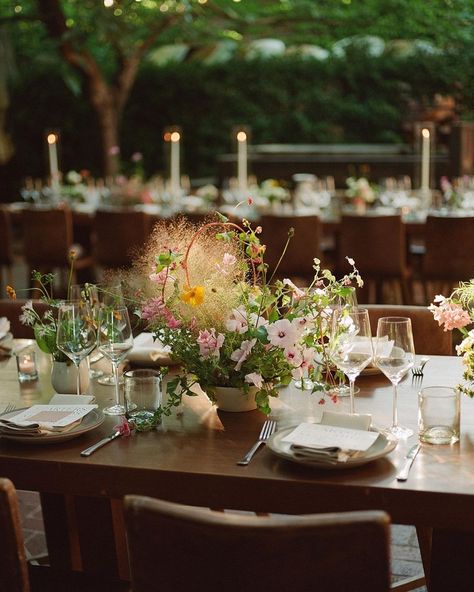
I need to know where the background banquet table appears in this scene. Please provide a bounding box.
[0,347,472,590]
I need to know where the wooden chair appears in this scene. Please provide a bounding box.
[0,207,14,293]
[21,206,94,294]
[0,478,31,592]
[260,214,322,284]
[337,214,411,304]
[364,304,453,355]
[422,215,474,303]
[93,208,149,273]
[124,495,391,592]
[0,299,49,339]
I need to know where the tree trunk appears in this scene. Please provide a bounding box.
[95,101,121,178]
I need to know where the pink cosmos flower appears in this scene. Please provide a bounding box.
[197,329,225,359]
[429,296,471,331]
[225,306,248,333]
[231,338,257,371]
[245,372,263,389]
[266,319,298,349]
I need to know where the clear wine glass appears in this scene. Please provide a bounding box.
[329,307,373,414]
[96,285,126,386]
[374,317,415,439]
[98,305,134,415]
[70,284,104,379]
[56,301,97,397]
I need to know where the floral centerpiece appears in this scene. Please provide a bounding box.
[257,179,290,205]
[124,214,363,415]
[346,177,377,208]
[7,271,69,362]
[430,284,474,396]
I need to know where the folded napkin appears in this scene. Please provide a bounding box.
[128,332,172,365]
[282,420,379,465]
[0,404,97,437]
[0,317,11,341]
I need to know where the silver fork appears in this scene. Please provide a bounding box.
[412,357,430,377]
[236,420,277,466]
[1,403,16,415]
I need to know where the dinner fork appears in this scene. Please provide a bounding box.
[412,357,430,377]
[1,403,16,415]
[236,420,277,466]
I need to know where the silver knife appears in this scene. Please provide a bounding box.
[396,443,421,481]
[80,431,121,457]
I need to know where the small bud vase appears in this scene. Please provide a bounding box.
[209,386,258,412]
[51,359,90,394]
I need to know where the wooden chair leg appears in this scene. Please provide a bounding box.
[416,525,432,588]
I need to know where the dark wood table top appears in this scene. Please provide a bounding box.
[1,348,473,531]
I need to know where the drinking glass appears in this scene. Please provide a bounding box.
[56,301,97,396]
[96,285,126,386]
[374,317,415,438]
[329,307,373,414]
[70,284,103,378]
[98,305,134,415]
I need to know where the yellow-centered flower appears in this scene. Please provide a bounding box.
[180,285,205,307]
[6,285,16,300]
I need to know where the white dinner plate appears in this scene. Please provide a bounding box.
[267,425,397,469]
[0,408,104,445]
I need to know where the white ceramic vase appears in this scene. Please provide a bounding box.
[51,359,90,394]
[210,386,258,412]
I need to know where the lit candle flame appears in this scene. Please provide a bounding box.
[237,131,247,142]
[422,128,430,139]
[171,131,181,142]
[47,133,57,145]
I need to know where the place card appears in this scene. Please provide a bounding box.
[282,422,379,452]
[3,404,97,431]
[49,394,96,405]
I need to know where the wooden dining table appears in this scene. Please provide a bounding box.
[0,346,472,591]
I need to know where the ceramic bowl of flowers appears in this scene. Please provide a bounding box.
[124,214,363,415]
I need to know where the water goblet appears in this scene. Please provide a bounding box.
[374,317,415,439]
[70,284,104,378]
[98,305,134,415]
[56,301,97,396]
[329,307,373,414]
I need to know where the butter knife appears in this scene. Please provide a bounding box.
[80,431,121,457]
[396,443,421,481]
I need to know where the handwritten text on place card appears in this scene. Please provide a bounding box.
[282,423,379,452]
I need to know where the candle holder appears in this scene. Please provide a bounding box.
[15,351,39,383]
[44,128,62,196]
[163,125,182,199]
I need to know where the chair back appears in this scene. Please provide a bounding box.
[260,215,321,280]
[0,299,49,339]
[0,478,30,592]
[22,207,74,267]
[0,207,14,266]
[93,208,148,269]
[423,215,474,281]
[365,304,453,355]
[124,495,390,592]
[337,214,407,278]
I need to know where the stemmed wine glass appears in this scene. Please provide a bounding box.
[374,317,415,439]
[96,285,127,387]
[329,307,373,414]
[70,284,103,379]
[56,301,97,396]
[98,305,134,415]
